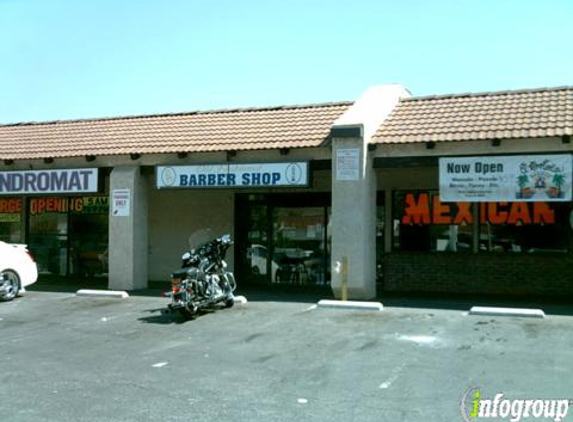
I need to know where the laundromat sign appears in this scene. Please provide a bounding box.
[156,162,309,189]
[0,168,99,195]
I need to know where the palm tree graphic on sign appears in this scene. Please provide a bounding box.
[551,173,566,198]
[516,174,530,199]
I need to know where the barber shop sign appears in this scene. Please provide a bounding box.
[156,162,308,189]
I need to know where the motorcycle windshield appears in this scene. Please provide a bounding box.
[187,228,215,251]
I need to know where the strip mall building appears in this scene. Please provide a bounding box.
[1,84,572,299]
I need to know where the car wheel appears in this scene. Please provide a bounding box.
[0,270,20,302]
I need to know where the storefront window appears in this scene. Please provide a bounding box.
[29,211,68,275]
[392,191,569,253]
[241,199,270,283]
[28,196,109,276]
[236,193,330,286]
[478,202,569,253]
[0,198,22,243]
[393,191,472,252]
[70,196,109,277]
[272,207,328,285]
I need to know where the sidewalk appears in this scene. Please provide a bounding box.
[28,275,573,315]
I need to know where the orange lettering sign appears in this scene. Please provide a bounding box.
[401,192,555,226]
[402,193,431,224]
[432,196,451,224]
[0,199,21,213]
[453,202,473,225]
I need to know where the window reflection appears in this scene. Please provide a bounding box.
[392,190,569,253]
[238,194,330,286]
[272,207,327,285]
[0,198,22,243]
[27,196,109,277]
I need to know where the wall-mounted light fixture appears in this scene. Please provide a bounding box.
[368,144,377,152]
[44,157,54,164]
[85,155,96,162]
[562,135,571,144]
[130,153,141,161]
[279,148,290,156]
[3,159,14,166]
[177,152,188,159]
[426,142,436,150]
[491,138,501,147]
[226,150,237,161]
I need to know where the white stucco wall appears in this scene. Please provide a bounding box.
[109,166,148,290]
[147,186,235,282]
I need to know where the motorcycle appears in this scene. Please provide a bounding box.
[167,232,236,319]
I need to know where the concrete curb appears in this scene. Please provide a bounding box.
[76,289,129,299]
[317,299,383,311]
[469,306,545,319]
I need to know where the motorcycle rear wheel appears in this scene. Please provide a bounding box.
[174,303,198,320]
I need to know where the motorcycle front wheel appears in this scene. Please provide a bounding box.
[224,295,234,308]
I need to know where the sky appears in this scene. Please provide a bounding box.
[0,0,571,124]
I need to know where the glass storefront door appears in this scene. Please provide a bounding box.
[69,213,109,277]
[272,207,328,285]
[236,193,330,286]
[27,196,109,277]
[29,212,68,275]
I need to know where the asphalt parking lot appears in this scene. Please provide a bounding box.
[1,288,572,422]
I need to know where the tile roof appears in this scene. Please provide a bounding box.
[372,86,573,144]
[0,102,352,160]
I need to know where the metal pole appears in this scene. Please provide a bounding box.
[342,256,348,301]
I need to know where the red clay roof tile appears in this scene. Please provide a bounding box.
[372,86,573,144]
[0,103,352,160]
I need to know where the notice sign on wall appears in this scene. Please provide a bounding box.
[336,149,360,181]
[0,168,98,195]
[156,162,308,189]
[439,154,572,202]
[112,189,131,217]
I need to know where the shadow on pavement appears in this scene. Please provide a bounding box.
[137,308,180,325]
[27,275,108,294]
[138,305,220,325]
[129,282,334,304]
[27,276,573,317]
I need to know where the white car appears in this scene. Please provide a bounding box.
[0,241,38,301]
[247,244,280,283]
